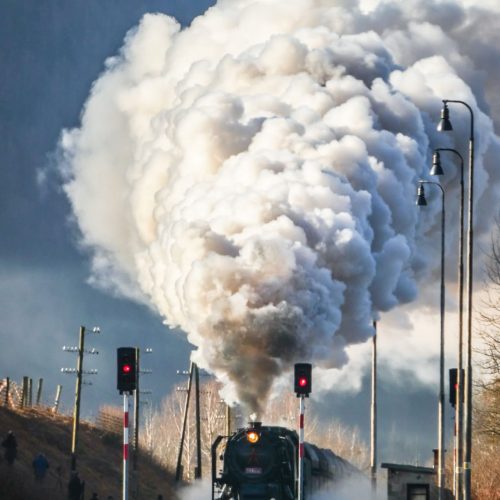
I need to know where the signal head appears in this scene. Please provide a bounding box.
[294,363,312,396]
[117,347,137,393]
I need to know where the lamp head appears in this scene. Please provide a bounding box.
[437,102,453,131]
[430,151,444,176]
[416,184,427,206]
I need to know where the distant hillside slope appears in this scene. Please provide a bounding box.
[0,406,177,499]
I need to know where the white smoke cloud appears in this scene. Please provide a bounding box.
[311,476,382,500]
[178,478,212,500]
[58,0,500,413]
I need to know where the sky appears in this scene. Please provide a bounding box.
[0,0,215,417]
[2,0,500,469]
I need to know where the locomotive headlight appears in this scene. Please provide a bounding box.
[246,430,260,444]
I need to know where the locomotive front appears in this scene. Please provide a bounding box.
[217,423,297,499]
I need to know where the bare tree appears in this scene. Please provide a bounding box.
[262,392,319,438]
[318,419,370,470]
[146,387,188,470]
[142,401,155,454]
[471,219,500,499]
[142,379,226,477]
[200,380,226,464]
[476,219,500,440]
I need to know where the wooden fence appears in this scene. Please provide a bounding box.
[0,377,63,413]
[0,378,23,408]
[96,405,122,434]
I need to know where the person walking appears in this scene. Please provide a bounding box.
[55,465,63,490]
[32,452,50,481]
[1,431,17,465]
[68,471,84,500]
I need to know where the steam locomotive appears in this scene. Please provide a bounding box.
[211,422,363,499]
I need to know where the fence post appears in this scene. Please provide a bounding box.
[53,385,63,413]
[36,378,44,406]
[21,376,29,408]
[4,377,10,407]
[28,378,33,407]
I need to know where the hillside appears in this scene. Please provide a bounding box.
[0,405,178,500]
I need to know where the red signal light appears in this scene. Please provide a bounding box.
[122,364,131,374]
[294,363,312,396]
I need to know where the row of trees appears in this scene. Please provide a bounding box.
[141,379,369,481]
[471,221,500,498]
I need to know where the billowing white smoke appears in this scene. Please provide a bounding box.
[59,0,500,413]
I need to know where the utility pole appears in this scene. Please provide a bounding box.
[370,321,377,496]
[176,361,205,481]
[176,362,194,482]
[133,347,153,474]
[226,404,231,436]
[61,325,100,471]
[71,326,84,472]
[133,347,140,473]
[194,363,202,479]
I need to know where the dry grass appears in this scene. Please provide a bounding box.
[0,405,178,500]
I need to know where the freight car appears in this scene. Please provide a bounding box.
[211,422,363,499]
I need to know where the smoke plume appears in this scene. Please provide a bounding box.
[58,0,500,414]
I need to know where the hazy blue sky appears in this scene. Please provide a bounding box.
[0,0,443,466]
[0,0,215,416]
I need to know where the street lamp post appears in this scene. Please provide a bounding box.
[431,147,465,498]
[416,181,446,500]
[437,99,475,500]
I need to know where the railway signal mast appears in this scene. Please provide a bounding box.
[117,347,137,500]
[294,363,312,500]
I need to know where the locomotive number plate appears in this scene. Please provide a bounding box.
[245,467,262,474]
